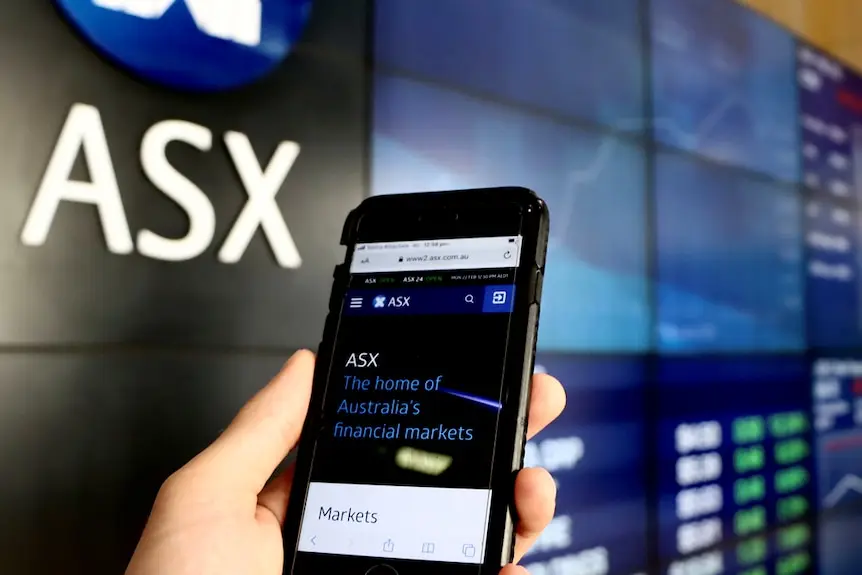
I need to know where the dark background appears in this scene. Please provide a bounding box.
[0,0,367,572]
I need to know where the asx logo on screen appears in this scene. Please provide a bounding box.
[373,295,411,309]
[54,0,313,92]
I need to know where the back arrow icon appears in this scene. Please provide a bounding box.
[310,536,317,546]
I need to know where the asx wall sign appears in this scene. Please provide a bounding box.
[22,0,316,268]
[21,104,303,267]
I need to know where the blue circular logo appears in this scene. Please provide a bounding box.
[55,0,313,92]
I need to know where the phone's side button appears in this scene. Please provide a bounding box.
[513,414,529,466]
[532,268,543,304]
[536,239,547,270]
[329,286,343,310]
[365,565,398,575]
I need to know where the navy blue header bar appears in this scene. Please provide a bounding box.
[343,285,515,316]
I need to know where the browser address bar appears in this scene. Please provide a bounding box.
[350,236,522,273]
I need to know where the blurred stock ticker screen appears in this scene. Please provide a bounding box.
[371,1,862,574]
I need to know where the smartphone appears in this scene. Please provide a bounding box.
[282,187,549,575]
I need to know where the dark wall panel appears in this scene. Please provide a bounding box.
[0,351,287,574]
[0,2,368,571]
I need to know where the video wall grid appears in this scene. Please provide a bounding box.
[369,1,862,574]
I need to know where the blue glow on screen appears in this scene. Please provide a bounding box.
[526,356,648,575]
[655,357,813,567]
[370,1,854,571]
[818,431,862,510]
[655,151,805,352]
[651,0,799,181]
[812,356,862,547]
[375,0,644,129]
[371,74,649,352]
[805,197,862,349]
[797,42,862,349]
[820,515,862,575]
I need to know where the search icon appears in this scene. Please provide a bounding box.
[464,294,475,304]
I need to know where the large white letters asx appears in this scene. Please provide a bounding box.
[20,103,302,268]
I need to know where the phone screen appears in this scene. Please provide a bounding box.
[293,233,525,571]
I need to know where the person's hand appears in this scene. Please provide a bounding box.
[126,350,566,575]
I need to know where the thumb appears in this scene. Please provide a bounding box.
[187,349,315,493]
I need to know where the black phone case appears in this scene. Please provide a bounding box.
[283,187,550,574]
